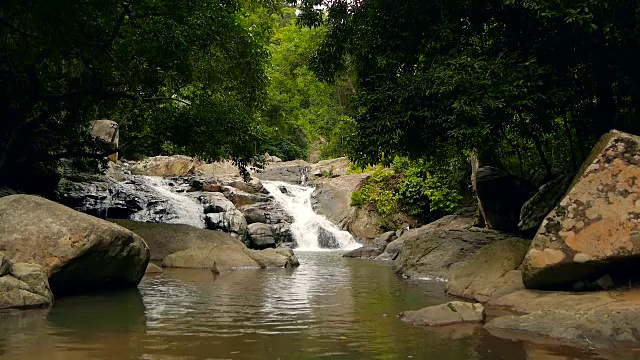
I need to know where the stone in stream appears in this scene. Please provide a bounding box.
[398,301,485,326]
[484,289,640,348]
[521,130,640,290]
[0,195,150,295]
[90,119,119,162]
[0,254,53,310]
[110,219,242,261]
[317,227,339,248]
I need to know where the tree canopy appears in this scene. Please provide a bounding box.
[1,0,278,183]
[293,0,640,181]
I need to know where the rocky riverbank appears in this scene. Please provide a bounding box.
[361,130,640,351]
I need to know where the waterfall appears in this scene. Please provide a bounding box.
[262,181,360,251]
[130,176,205,228]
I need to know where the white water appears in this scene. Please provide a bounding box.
[262,181,360,251]
[133,176,205,228]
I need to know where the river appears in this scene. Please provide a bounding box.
[0,252,613,359]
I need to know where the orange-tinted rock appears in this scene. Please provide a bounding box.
[522,130,640,290]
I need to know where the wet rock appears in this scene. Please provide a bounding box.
[0,195,149,295]
[318,227,339,248]
[343,246,382,259]
[204,210,247,236]
[271,223,294,244]
[0,257,53,310]
[110,220,244,261]
[521,130,640,290]
[222,187,272,208]
[518,175,571,233]
[193,192,235,213]
[163,245,261,271]
[399,302,485,326]
[145,263,163,274]
[244,248,300,268]
[247,223,276,249]
[474,166,534,232]
[447,239,529,303]
[485,289,640,348]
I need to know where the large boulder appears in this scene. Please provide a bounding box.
[247,223,276,249]
[131,155,199,177]
[90,120,119,162]
[447,239,529,302]
[485,289,640,348]
[0,254,53,310]
[0,195,150,295]
[473,166,534,232]
[163,245,260,271]
[239,203,291,225]
[244,248,300,268]
[344,231,397,259]
[391,214,482,279]
[163,244,299,271]
[110,219,240,261]
[193,192,236,213]
[518,175,571,233]
[521,130,640,290]
[399,302,485,326]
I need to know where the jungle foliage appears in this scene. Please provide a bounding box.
[293,0,640,184]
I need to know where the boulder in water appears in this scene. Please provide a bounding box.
[145,263,163,274]
[239,202,292,225]
[447,239,529,302]
[0,254,53,310]
[110,220,247,261]
[522,130,640,290]
[193,192,236,213]
[399,302,485,326]
[0,195,150,295]
[163,245,261,271]
[317,227,340,248]
[245,248,299,268]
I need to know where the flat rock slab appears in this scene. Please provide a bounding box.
[399,301,484,326]
[485,289,640,348]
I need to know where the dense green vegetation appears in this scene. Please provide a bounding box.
[1,0,277,186]
[293,0,640,184]
[257,7,355,161]
[4,0,640,222]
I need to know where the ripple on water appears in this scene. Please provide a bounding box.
[0,251,614,360]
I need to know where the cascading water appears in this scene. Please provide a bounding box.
[262,181,360,251]
[130,176,205,228]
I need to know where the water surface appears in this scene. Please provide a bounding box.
[0,252,622,359]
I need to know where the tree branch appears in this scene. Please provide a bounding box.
[101,2,131,51]
[144,97,192,106]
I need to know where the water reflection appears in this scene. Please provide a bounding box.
[0,252,633,359]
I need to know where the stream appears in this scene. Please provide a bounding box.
[0,251,606,360]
